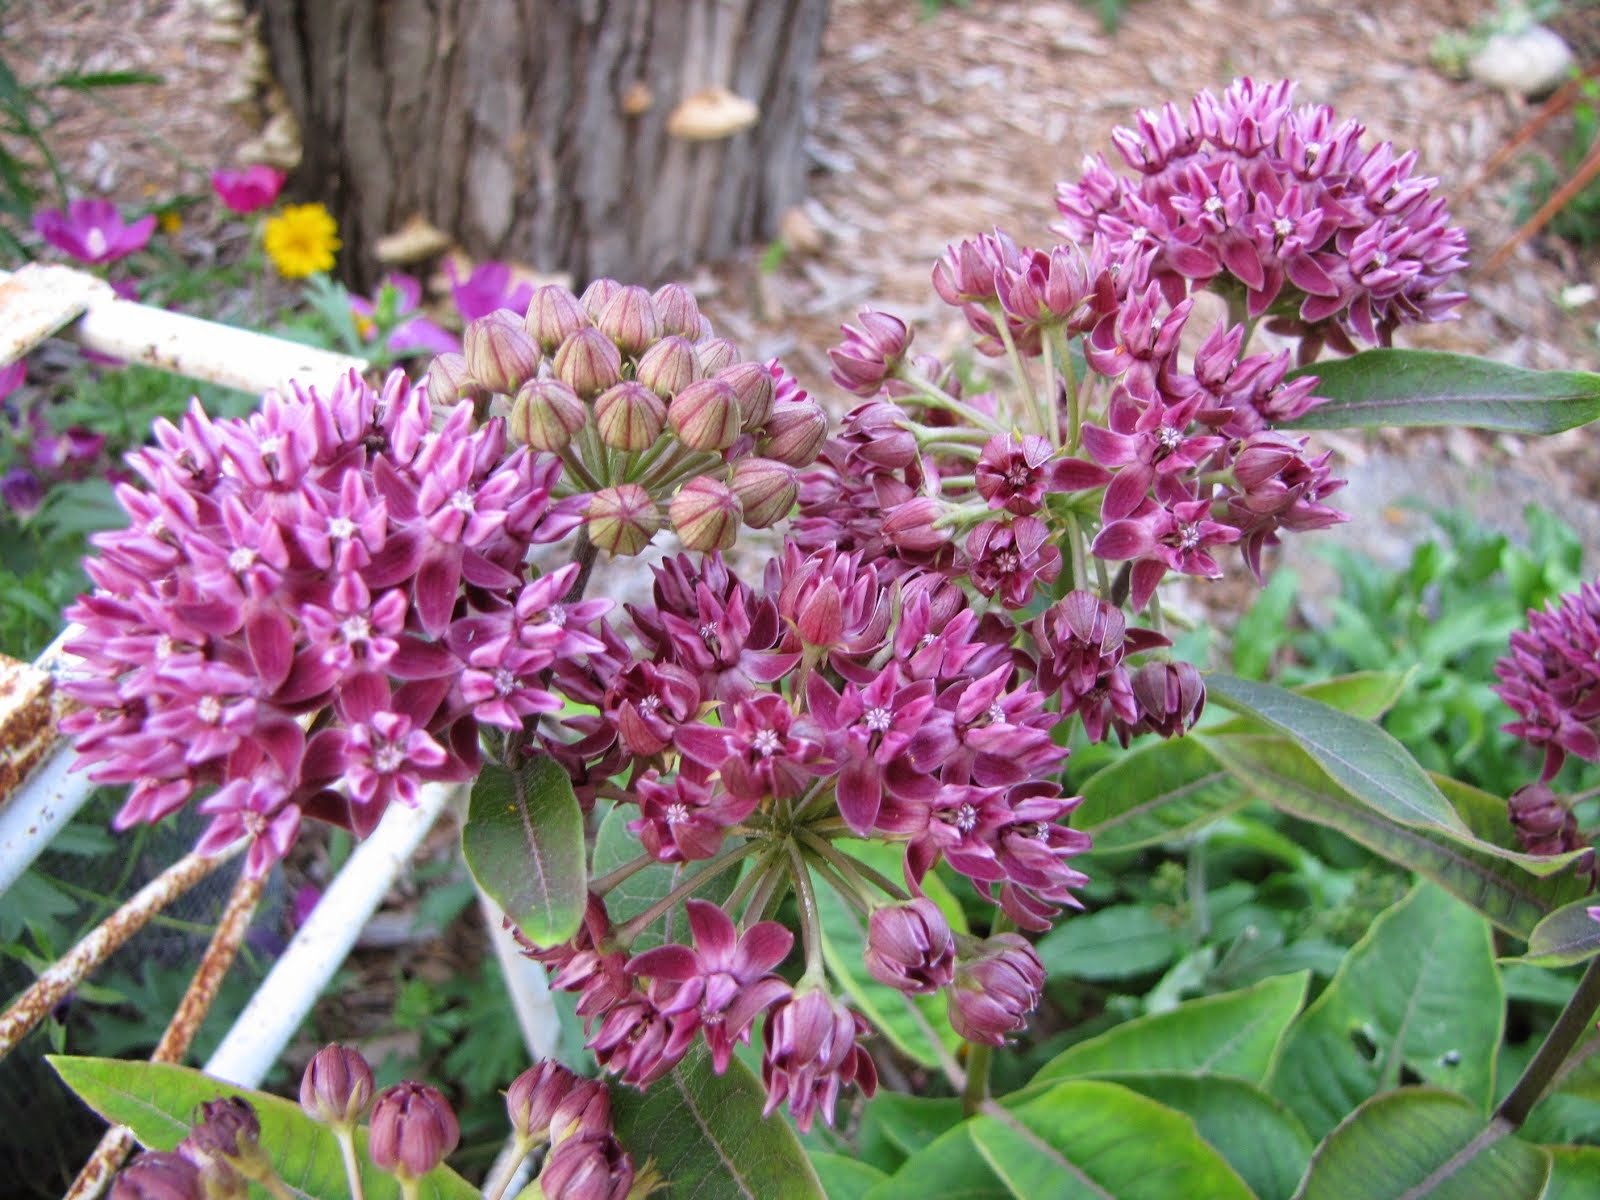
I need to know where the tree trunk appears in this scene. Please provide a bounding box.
[260,0,829,291]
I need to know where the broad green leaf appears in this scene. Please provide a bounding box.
[815,841,965,1068]
[1208,671,1415,732]
[1284,348,1600,434]
[1202,733,1590,937]
[968,1079,1255,1199]
[1268,883,1501,1141]
[1097,1073,1313,1200]
[1034,903,1183,981]
[859,1093,965,1159]
[1206,674,1468,834]
[1522,899,1600,967]
[1544,1146,1600,1200]
[49,1057,475,1200]
[610,1044,823,1199]
[1074,736,1247,852]
[866,1124,1008,1200]
[462,757,586,946]
[1293,1088,1549,1200]
[1033,971,1308,1085]
[808,1152,887,1200]
[591,803,741,951]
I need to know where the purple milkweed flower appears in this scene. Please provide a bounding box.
[865,898,955,993]
[368,1082,459,1179]
[300,1043,375,1128]
[828,308,913,397]
[506,1061,580,1144]
[1506,783,1583,858]
[761,988,878,1132]
[34,198,156,265]
[538,1133,634,1200]
[627,899,794,1073]
[350,274,462,358]
[211,165,286,215]
[448,259,536,322]
[947,932,1045,1046]
[1495,579,1600,780]
[110,1152,203,1200]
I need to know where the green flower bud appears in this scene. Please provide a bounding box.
[586,483,661,556]
[463,311,540,395]
[730,457,797,527]
[669,476,743,552]
[595,284,661,358]
[553,327,624,399]
[668,378,741,452]
[525,284,590,353]
[635,334,699,399]
[511,378,589,452]
[594,380,666,451]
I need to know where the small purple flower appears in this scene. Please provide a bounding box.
[1,467,44,519]
[1495,580,1600,780]
[34,198,156,265]
[448,259,536,322]
[506,1060,580,1144]
[1506,783,1582,858]
[368,1082,459,1179]
[828,309,913,397]
[865,898,955,993]
[300,1043,375,1129]
[948,932,1045,1046]
[538,1132,633,1200]
[211,165,286,215]
[761,988,878,1132]
[110,1152,202,1200]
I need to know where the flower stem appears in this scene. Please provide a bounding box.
[335,1129,367,1200]
[1497,954,1600,1129]
[993,313,1040,437]
[1040,331,1062,450]
[1052,326,1082,453]
[902,372,1005,437]
[1065,512,1090,593]
[590,852,657,896]
[788,841,826,983]
[481,1137,536,1200]
[961,909,1014,1116]
[796,829,909,902]
[614,841,760,946]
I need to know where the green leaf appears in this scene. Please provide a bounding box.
[1202,733,1590,937]
[807,1152,887,1200]
[48,1057,475,1200]
[866,1124,1008,1200]
[610,1044,824,1199]
[1521,899,1600,968]
[1034,904,1183,981]
[1206,674,1468,834]
[1074,736,1247,852]
[1034,971,1308,1085]
[1232,566,1298,679]
[1432,774,1594,877]
[1268,883,1502,1141]
[591,804,741,951]
[968,1079,1255,1199]
[1284,348,1600,434]
[1292,1088,1549,1200]
[859,1093,965,1159]
[815,841,965,1068]
[462,757,587,946]
[1095,1073,1313,1200]
[1543,1145,1600,1200]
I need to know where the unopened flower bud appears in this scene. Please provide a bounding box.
[796,578,843,648]
[511,378,589,452]
[759,400,828,467]
[668,378,741,452]
[669,476,742,552]
[586,484,661,556]
[188,1098,264,1170]
[595,285,661,358]
[882,497,952,553]
[730,457,797,527]
[548,1077,614,1146]
[595,381,667,451]
[425,352,483,408]
[539,1133,634,1200]
[554,327,624,399]
[110,1152,202,1200]
[828,308,912,397]
[580,277,623,319]
[1125,661,1206,740]
[368,1082,460,1180]
[652,282,705,338]
[635,335,699,399]
[526,284,590,352]
[865,898,955,993]
[463,311,540,395]
[695,337,738,376]
[507,1060,580,1146]
[300,1044,375,1128]
[1509,783,1581,856]
[718,361,776,432]
[948,933,1045,1046]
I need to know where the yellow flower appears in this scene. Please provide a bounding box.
[158,211,182,235]
[263,203,340,279]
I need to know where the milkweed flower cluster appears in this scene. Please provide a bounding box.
[59,369,587,877]
[65,78,1472,1139]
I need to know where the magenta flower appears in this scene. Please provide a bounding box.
[448,259,536,322]
[1,468,43,519]
[628,900,794,1073]
[761,988,878,1132]
[350,274,462,358]
[1495,579,1600,780]
[948,933,1045,1046]
[34,198,156,265]
[210,165,286,214]
[865,899,954,993]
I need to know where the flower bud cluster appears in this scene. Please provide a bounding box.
[431,278,827,559]
[59,370,597,877]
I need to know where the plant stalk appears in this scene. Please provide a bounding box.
[1497,953,1600,1129]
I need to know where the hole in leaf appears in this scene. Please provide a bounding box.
[1349,1025,1380,1063]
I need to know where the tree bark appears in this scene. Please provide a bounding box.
[260,0,829,291]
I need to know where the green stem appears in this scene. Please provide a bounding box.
[807,856,872,916]
[993,312,1040,436]
[961,910,1015,1116]
[590,852,656,896]
[397,1178,420,1200]
[481,1137,536,1200]
[1040,330,1061,450]
[788,842,826,982]
[1065,512,1090,593]
[797,829,909,902]
[902,372,1005,437]
[1497,954,1600,1129]
[556,446,603,493]
[335,1129,367,1200]
[725,848,782,920]
[1052,326,1082,453]
[615,842,759,946]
